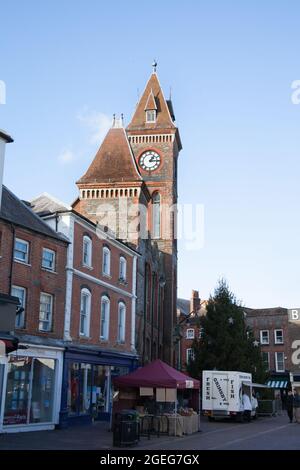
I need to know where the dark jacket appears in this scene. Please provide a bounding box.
[286,394,294,409]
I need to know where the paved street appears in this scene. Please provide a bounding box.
[0,414,299,450]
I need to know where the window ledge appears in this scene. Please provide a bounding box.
[41,268,57,274]
[79,334,91,339]
[102,273,112,279]
[82,264,93,271]
[38,329,52,334]
[14,259,31,267]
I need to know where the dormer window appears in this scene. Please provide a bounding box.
[146,110,156,123]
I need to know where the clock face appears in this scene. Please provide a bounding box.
[139,151,161,172]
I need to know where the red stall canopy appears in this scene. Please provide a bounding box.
[114,359,200,389]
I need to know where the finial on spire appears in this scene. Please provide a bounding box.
[152,59,157,73]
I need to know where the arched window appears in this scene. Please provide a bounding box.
[100,295,110,340]
[102,246,111,276]
[119,256,127,282]
[152,193,161,239]
[80,288,91,336]
[117,302,126,343]
[83,235,92,267]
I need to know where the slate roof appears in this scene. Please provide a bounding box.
[0,186,68,243]
[177,298,190,316]
[127,72,176,132]
[30,193,71,216]
[77,127,142,184]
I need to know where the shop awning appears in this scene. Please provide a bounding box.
[242,382,270,389]
[113,359,200,389]
[267,380,288,389]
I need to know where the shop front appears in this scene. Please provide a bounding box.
[1,344,64,433]
[60,346,138,427]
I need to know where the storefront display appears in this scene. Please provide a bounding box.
[61,347,138,426]
[0,346,63,432]
[4,356,56,425]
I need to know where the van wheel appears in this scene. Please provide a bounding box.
[208,416,215,422]
[235,414,243,423]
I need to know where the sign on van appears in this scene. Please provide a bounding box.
[288,309,300,322]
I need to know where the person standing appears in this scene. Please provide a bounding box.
[251,392,259,419]
[242,391,252,422]
[286,390,294,423]
[294,390,300,423]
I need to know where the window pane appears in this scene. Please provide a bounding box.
[68,362,80,415]
[79,363,92,415]
[29,358,55,423]
[14,240,28,262]
[42,250,55,270]
[11,286,25,328]
[39,294,52,331]
[4,357,32,425]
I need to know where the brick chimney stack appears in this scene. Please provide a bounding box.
[190,290,200,315]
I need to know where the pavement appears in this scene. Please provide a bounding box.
[0,414,299,450]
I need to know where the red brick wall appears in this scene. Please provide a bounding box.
[69,220,134,353]
[0,219,68,339]
[73,222,133,294]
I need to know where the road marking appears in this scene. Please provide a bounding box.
[208,423,294,450]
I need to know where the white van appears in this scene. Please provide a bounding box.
[202,370,254,421]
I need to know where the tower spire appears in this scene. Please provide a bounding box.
[152,59,157,73]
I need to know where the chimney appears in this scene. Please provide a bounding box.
[0,130,13,211]
[190,290,200,315]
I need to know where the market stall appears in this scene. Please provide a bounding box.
[113,359,200,437]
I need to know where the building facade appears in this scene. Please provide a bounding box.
[30,194,139,425]
[0,186,68,433]
[245,307,292,392]
[72,68,181,365]
[176,291,206,371]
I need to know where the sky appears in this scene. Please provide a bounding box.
[0,0,300,308]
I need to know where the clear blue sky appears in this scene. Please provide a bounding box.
[1,1,300,308]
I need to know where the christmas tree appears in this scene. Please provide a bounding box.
[188,279,267,383]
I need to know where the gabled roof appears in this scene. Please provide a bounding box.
[77,127,142,184]
[0,186,68,243]
[127,72,176,131]
[30,193,71,216]
[144,89,157,110]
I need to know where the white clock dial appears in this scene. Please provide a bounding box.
[139,151,161,171]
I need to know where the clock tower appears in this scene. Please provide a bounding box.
[126,69,182,365]
[73,66,182,365]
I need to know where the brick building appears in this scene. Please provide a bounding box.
[72,66,181,365]
[0,185,69,433]
[245,307,300,392]
[30,193,139,425]
[176,291,207,371]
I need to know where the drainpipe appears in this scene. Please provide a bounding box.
[150,272,155,361]
[130,255,137,352]
[8,224,15,293]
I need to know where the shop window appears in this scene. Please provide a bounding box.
[4,356,56,426]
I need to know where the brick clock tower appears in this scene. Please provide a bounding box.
[73,65,182,365]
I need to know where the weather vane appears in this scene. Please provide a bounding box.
[152,59,157,73]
